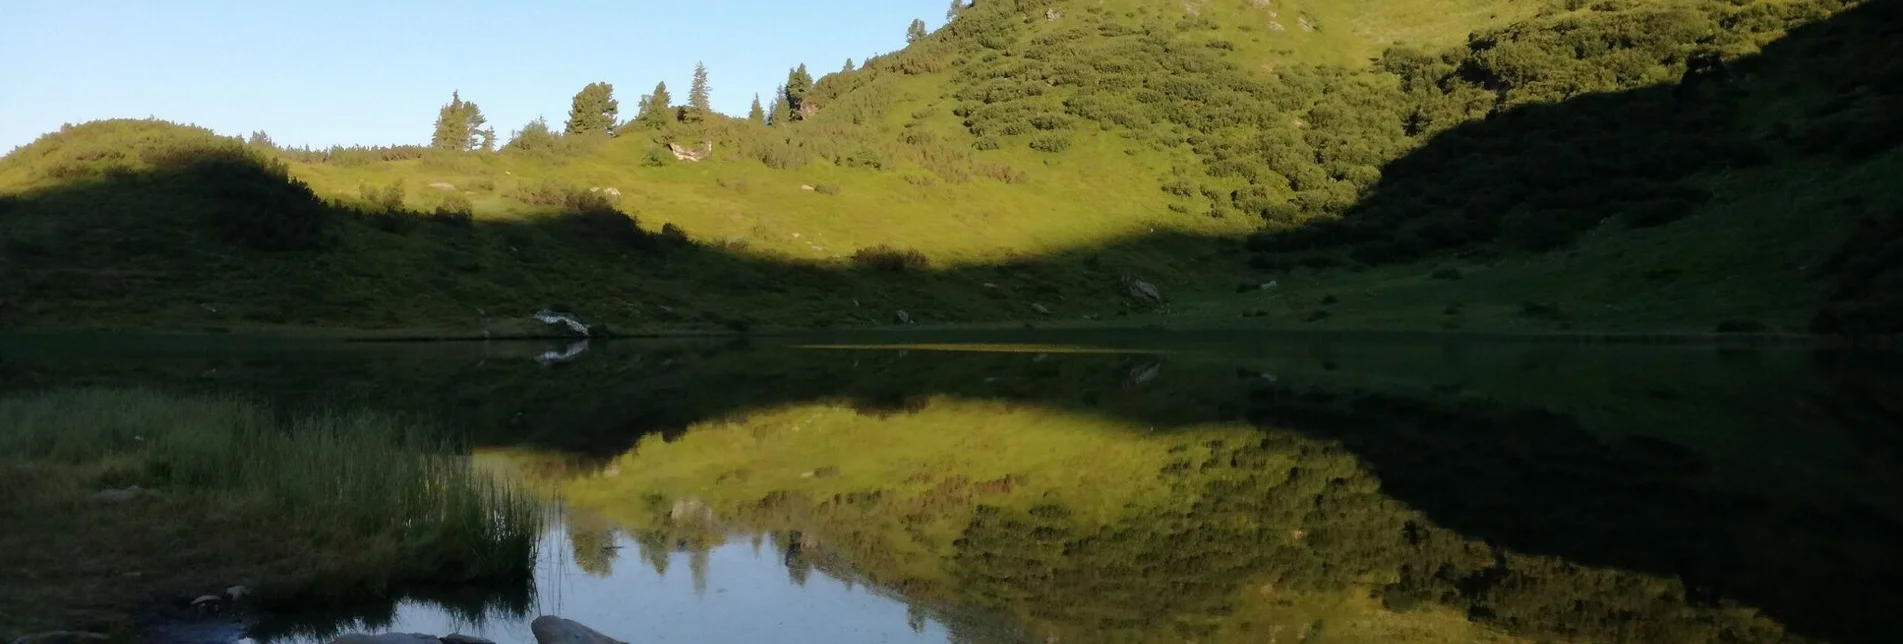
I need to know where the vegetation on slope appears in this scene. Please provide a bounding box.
[1,0,1897,335]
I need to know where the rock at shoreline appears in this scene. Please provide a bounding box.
[530,616,626,644]
[328,634,442,644]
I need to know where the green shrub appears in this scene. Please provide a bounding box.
[432,192,475,227]
[1028,134,1072,153]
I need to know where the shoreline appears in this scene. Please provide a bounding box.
[0,322,1891,350]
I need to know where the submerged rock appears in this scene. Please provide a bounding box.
[327,634,441,644]
[10,632,110,644]
[441,636,496,644]
[90,486,141,503]
[529,616,626,644]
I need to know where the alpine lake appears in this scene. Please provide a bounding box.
[2,330,1898,644]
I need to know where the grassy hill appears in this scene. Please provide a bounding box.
[0,0,1896,336]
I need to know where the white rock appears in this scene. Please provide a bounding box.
[191,595,221,606]
[226,585,249,600]
[530,616,627,644]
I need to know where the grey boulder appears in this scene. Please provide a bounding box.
[530,616,626,644]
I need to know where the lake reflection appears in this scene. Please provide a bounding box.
[2,333,1899,644]
[267,523,987,644]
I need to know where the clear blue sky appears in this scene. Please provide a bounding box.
[0,0,951,152]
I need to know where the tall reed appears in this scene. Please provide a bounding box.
[0,387,543,583]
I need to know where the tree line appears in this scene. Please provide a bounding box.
[422,57,857,157]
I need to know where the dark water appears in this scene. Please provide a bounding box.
[4,332,1900,644]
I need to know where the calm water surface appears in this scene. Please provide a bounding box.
[4,332,1899,644]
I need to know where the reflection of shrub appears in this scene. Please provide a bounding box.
[851,245,930,272]
[1715,319,1768,333]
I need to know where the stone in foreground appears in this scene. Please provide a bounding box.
[530,616,626,644]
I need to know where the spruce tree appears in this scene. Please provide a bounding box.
[784,65,814,121]
[636,82,673,127]
[906,18,928,43]
[768,85,791,126]
[430,91,489,151]
[564,82,619,137]
[947,0,964,21]
[431,92,470,151]
[687,62,712,121]
[748,94,766,124]
[843,58,855,73]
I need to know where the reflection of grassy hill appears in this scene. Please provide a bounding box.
[519,399,1527,644]
[517,396,1825,643]
[5,336,1900,641]
[4,1,1898,335]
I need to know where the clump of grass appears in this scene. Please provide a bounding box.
[0,388,543,635]
[851,245,931,272]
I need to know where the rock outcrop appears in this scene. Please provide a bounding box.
[1121,275,1164,305]
[666,141,713,162]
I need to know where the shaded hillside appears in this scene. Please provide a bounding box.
[1243,0,1903,332]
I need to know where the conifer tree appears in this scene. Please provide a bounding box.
[843,58,855,73]
[430,91,489,151]
[564,82,619,137]
[636,82,673,127]
[767,85,791,126]
[906,18,928,43]
[748,94,766,124]
[687,62,712,121]
[947,0,964,21]
[784,65,814,120]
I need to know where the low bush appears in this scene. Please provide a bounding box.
[851,245,930,272]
